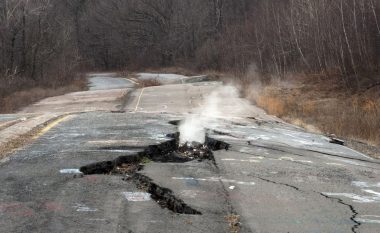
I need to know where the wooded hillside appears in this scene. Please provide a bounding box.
[1,0,379,94]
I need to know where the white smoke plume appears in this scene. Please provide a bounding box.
[179,85,249,144]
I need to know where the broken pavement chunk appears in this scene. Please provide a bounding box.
[329,137,345,145]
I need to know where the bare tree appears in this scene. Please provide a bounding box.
[1,0,379,97]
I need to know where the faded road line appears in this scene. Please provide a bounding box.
[172,177,255,186]
[134,88,145,112]
[33,115,73,139]
[125,78,138,85]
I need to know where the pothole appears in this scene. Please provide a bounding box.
[79,133,229,215]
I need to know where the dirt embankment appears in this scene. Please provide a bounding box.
[244,73,380,159]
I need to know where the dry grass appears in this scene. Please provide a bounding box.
[257,93,380,144]
[203,70,227,81]
[138,78,161,88]
[247,74,380,148]
[0,79,87,113]
[143,66,199,76]
[117,69,135,79]
[117,66,199,77]
[116,69,161,87]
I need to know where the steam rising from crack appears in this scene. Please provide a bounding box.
[178,115,206,144]
[179,85,246,144]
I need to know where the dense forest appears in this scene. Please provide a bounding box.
[1,0,379,96]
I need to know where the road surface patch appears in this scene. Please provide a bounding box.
[352,181,380,188]
[59,169,82,174]
[73,203,98,212]
[222,158,261,163]
[0,202,34,217]
[44,202,64,212]
[326,162,345,166]
[356,215,380,224]
[86,139,151,148]
[172,177,256,186]
[179,190,205,198]
[33,115,73,139]
[122,192,151,202]
[322,190,380,203]
[278,156,313,164]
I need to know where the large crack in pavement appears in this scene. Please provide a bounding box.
[132,173,202,215]
[249,174,361,233]
[249,174,301,192]
[319,193,361,233]
[79,133,229,216]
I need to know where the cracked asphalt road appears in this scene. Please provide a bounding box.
[0,73,379,233]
